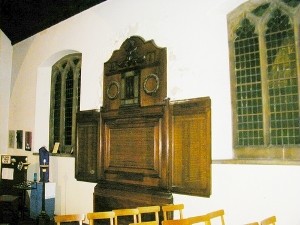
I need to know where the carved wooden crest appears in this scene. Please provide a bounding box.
[103,36,167,110]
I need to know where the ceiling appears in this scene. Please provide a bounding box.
[0,0,106,45]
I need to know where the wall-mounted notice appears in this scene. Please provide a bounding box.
[2,168,14,180]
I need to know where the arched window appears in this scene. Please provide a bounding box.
[228,0,300,159]
[49,53,82,154]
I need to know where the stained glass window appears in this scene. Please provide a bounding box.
[228,0,300,159]
[50,53,82,154]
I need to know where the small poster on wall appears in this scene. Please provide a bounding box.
[8,130,15,148]
[25,131,32,151]
[16,130,23,149]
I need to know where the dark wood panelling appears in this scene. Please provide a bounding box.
[75,110,100,182]
[100,103,168,188]
[94,181,172,225]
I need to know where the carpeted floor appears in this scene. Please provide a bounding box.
[18,217,36,225]
[1,217,55,225]
[1,209,55,225]
[4,217,55,225]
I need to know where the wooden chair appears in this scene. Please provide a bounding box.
[162,204,184,220]
[188,215,211,225]
[261,216,276,225]
[113,208,139,225]
[206,209,225,225]
[54,213,85,225]
[162,218,190,225]
[87,211,115,225]
[130,221,159,225]
[244,222,259,225]
[162,215,210,225]
[137,205,160,223]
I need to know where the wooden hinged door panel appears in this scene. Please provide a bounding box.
[76,110,100,182]
[170,97,211,197]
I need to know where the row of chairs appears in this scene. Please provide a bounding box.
[54,204,225,225]
[54,204,183,225]
[161,208,225,225]
[162,211,276,225]
[53,204,276,225]
[245,215,276,225]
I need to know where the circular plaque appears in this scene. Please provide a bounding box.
[106,81,120,100]
[143,74,159,95]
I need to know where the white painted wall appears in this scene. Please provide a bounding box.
[1,0,300,224]
[0,31,12,155]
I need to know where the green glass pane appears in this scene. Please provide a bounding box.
[252,3,270,17]
[281,0,300,8]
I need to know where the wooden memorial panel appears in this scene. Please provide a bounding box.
[92,36,213,221]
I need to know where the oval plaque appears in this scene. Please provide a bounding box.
[143,74,159,95]
[106,81,120,100]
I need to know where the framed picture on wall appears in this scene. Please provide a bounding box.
[8,130,15,148]
[16,130,23,149]
[25,131,32,151]
[52,142,60,153]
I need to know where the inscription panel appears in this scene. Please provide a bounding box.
[109,127,155,168]
[103,117,162,186]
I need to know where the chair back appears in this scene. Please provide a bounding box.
[188,215,211,225]
[87,211,115,225]
[206,209,225,225]
[54,213,85,225]
[130,221,159,225]
[162,215,210,225]
[137,205,160,223]
[261,216,276,225]
[162,218,190,225]
[162,204,184,220]
[113,208,139,225]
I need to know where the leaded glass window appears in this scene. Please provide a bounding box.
[266,9,299,145]
[228,0,300,159]
[235,19,263,146]
[49,53,82,154]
